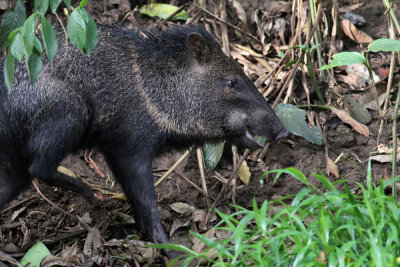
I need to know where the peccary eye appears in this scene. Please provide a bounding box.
[227,79,238,89]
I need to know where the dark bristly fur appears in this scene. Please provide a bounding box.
[0,24,287,257]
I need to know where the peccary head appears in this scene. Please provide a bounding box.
[138,24,287,149]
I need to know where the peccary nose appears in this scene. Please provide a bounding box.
[274,128,288,142]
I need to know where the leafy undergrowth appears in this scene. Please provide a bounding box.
[157,160,400,266]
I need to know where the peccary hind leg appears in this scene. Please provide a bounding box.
[0,166,29,209]
[26,107,97,203]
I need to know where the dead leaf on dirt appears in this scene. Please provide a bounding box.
[41,255,78,267]
[170,218,191,237]
[231,0,247,30]
[370,155,393,163]
[378,144,393,154]
[326,155,339,179]
[238,160,251,185]
[0,251,22,267]
[57,166,76,178]
[331,107,369,137]
[192,209,206,223]
[192,229,215,253]
[364,93,386,110]
[11,207,26,221]
[83,227,102,257]
[170,202,196,215]
[340,19,373,44]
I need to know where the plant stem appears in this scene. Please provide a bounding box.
[365,54,382,116]
[309,0,326,81]
[392,81,400,198]
[383,0,400,34]
[306,51,325,104]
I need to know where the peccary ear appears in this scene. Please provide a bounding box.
[187,33,210,63]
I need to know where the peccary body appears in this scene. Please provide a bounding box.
[0,24,287,253]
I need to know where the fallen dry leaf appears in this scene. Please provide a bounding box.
[231,0,247,30]
[339,19,373,44]
[238,160,251,185]
[170,202,196,215]
[326,155,339,179]
[331,107,369,137]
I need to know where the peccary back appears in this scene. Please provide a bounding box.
[0,24,287,256]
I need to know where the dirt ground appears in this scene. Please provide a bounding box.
[0,0,398,266]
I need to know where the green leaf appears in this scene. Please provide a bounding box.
[34,0,49,15]
[140,4,190,21]
[80,0,88,8]
[50,0,62,13]
[63,0,71,8]
[33,36,43,54]
[26,50,43,86]
[82,10,97,54]
[275,103,324,145]
[4,51,15,92]
[41,15,57,64]
[10,32,24,62]
[20,242,51,267]
[22,14,36,59]
[67,7,86,50]
[203,142,225,170]
[0,0,26,49]
[367,38,400,52]
[320,52,366,70]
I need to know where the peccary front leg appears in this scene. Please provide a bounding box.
[105,153,168,245]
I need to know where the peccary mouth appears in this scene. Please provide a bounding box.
[244,128,263,148]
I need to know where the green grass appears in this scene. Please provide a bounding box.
[153,159,400,266]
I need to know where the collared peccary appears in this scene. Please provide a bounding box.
[0,24,287,256]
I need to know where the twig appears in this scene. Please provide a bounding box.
[84,149,105,178]
[32,179,76,219]
[174,170,214,201]
[196,148,209,206]
[205,149,250,223]
[52,12,69,74]
[192,3,260,42]
[0,195,36,215]
[155,150,191,187]
[272,3,323,109]
[157,3,190,27]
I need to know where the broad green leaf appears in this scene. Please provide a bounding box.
[20,242,51,267]
[67,7,86,50]
[10,32,24,62]
[33,36,43,54]
[34,0,49,15]
[41,15,57,64]
[140,4,190,21]
[367,38,400,52]
[4,51,15,92]
[81,10,97,54]
[203,142,225,170]
[80,0,88,8]
[50,0,62,13]
[26,50,43,86]
[0,0,26,49]
[320,52,366,70]
[22,14,36,59]
[275,103,323,145]
[63,0,71,8]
